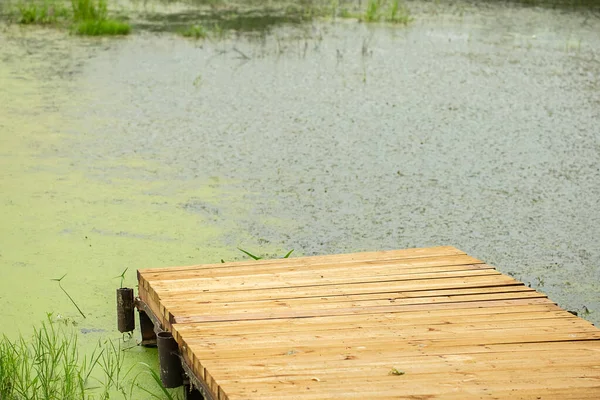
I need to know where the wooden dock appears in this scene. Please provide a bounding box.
[137,246,600,399]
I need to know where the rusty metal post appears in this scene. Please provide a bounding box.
[157,331,184,388]
[116,288,135,333]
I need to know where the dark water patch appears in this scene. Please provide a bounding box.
[180,199,220,216]
[80,327,106,334]
[133,6,312,34]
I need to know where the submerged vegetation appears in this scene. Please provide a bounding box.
[14,0,130,35]
[179,24,208,39]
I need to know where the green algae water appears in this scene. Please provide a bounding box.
[0,29,233,337]
[1,0,599,396]
[0,24,244,398]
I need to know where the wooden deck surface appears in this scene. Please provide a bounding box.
[137,246,600,399]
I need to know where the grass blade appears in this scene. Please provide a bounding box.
[283,249,294,258]
[135,362,175,400]
[113,267,129,289]
[237,248,262,260]
[52,274,86,318]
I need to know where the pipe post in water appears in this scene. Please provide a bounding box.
[157,331,184,388]
[116,287,135,333]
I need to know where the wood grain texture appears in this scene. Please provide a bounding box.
[137,246,600,400]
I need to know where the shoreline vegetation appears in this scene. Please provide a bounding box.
[13,0,130,35]
[4,0,599,38]
[0,314,183,400]
[8,0,416,37]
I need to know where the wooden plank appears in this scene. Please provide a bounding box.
[173,312,577,343]
[165,285,540,311]
[165,291,548,319]
[175,315,596,344]
[172,303,565,335]
[199,341,600,370]
[138,246,468,276]
[143,270,518,319]
[227,387,600,400]
[211,354,600,399]
[180,325,600,356]
[208,358,600,385]
[221,373,600,400]
[180,339,600,384]
[174,297,556,324]
[151,267,500,298]
[162,274,527,306]
[143,260,491,287]
[179,333,600,364]
[144,257,487,293]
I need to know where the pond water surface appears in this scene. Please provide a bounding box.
[1,0,599,395]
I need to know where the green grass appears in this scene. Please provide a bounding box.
[387,0,412,24]
[237,247,294,261]
[70,0,130,35]
[17,0,69,24]
[0,314,92,399]
[361,0,412,24]
[71,0,106,21]
[364,0,382,22]
[15,0,131,36]
[180,24,208,39]
[0,314,181,399]
[73,18,130,35]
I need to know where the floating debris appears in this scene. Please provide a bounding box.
[389,368,405,376]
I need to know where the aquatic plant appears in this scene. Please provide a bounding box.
[0,314,183,399]
[0,314,91,399]
[70,0,130,35]
[180,24,208,39]
[52,273,86,319]
[17,0,69,24]
[237,247,294,260]
[114,267,129,289]
[15,0,130,36]
[387,0,412,24]
[71,0,106,21]
[364,0,382,22]
[361,0,412,24]
[73,18,130,35]
[238,247,262,260]
[133,362,182,400]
